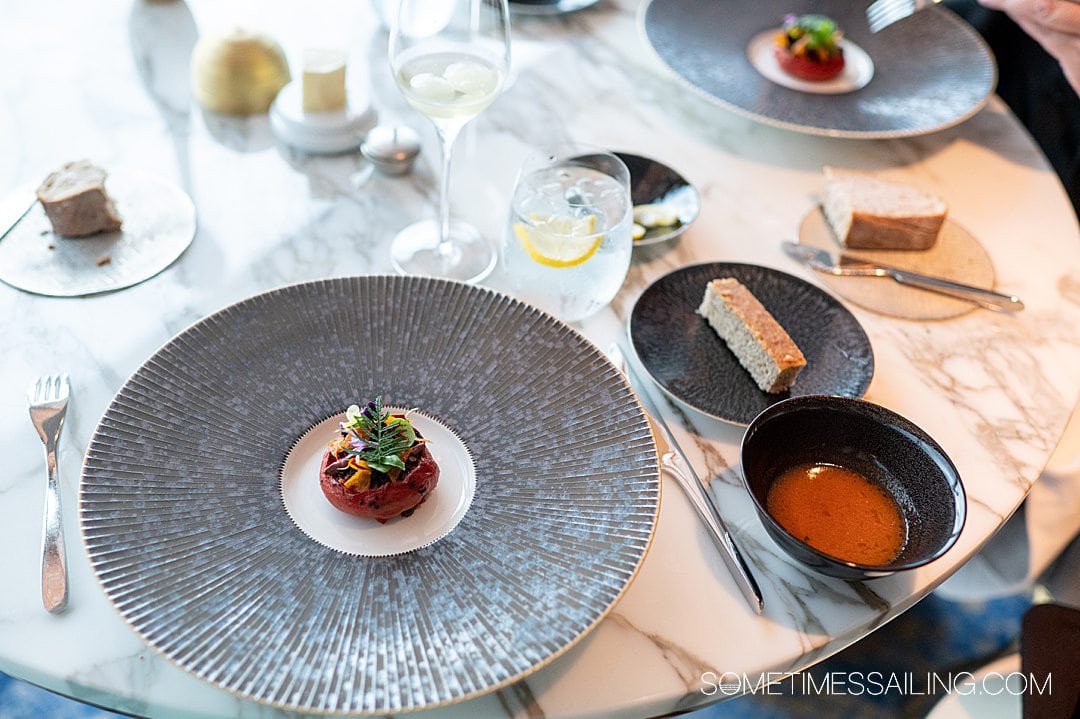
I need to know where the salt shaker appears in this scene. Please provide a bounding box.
[361,125,422,176]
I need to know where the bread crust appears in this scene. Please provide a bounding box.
[844,212,943,250]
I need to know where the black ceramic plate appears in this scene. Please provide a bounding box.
[629,263,874,425]
[614,151,700,246]
[640,0,996,138]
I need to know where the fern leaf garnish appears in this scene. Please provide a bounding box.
[340,395,417,474]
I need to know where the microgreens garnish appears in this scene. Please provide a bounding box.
[340,396,417,474]
[782,14,841,52]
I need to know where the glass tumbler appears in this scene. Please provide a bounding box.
[501,145,633,323]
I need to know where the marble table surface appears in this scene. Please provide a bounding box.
[1,0,1079,717]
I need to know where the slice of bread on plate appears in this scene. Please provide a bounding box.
[698,278,806,394]
[822,166,945,251]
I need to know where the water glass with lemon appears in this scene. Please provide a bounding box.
[503,146,632,322]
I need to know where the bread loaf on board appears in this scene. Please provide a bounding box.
[822,166,945,250]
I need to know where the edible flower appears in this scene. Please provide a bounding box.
[339,395,419,475]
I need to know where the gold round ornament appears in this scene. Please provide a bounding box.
[191,29,291,115]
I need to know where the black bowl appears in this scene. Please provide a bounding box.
[740,395,966,580]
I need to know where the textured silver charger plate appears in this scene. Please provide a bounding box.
[80,276,660,715]
[0,170,195,296]
[640,0,996,138]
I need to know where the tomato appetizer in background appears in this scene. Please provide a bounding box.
[774,14,846,82]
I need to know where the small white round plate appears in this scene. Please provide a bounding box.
[269,81,378,154]
[747,30,874,94]
[0,170,195,297]
[279,408,476,557]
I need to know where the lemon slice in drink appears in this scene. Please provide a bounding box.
[513,214,602,268]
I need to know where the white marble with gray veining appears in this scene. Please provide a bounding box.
[1,0,1079,717]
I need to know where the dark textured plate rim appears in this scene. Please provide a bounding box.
[635,0,998,139]
[78,274,662,716]
[628,262,875,426]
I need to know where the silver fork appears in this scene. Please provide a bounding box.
[866,0,940,32]
[28,374,71,614]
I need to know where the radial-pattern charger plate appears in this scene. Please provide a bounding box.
[80,276,659,714]
[640,0,996,138]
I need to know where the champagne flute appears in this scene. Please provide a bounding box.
[389,0,511,283]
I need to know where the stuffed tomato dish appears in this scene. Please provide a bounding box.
[774,14,845,82]
[319,396,439,523]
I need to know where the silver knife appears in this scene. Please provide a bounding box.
[611,344,765,614]
[0,188,38,241]
[782,241,1024,313]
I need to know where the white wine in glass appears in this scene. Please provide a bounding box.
[389,0,511,283]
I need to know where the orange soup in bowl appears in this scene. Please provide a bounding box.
[766,462,907,565]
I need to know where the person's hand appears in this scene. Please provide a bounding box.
[977,0,1080,95]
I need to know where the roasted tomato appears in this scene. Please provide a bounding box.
[319,443,439,523]
[319,398,440,523]
[774,14,845,82]
[774,46,845,81]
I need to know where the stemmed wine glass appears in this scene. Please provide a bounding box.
[388,0,511,283]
